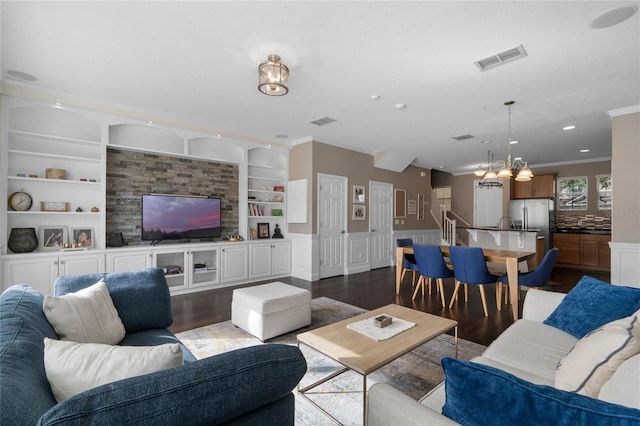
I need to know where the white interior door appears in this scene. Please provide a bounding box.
[473,179,503,227]
[370,181,393,269]
[318,174,347,279]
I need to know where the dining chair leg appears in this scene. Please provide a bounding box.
[428,277,433,295]
[400,269,407,283]
[496,281,502,310]
[412,270,417,287]
[437,278,446,307]
[449,280,462,309]
[464,284,469,303]
[412,276,424,300]
[478,285,489,317]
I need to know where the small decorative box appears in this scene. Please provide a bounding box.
[373,315,392,328]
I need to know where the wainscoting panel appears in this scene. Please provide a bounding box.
[289,233,319,282]
[346,232,370,275]
[610,242,640,287]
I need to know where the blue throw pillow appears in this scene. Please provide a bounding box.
[441,357,640,426]
[543,276,640,339]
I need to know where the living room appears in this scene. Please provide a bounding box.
[1,2,640,425]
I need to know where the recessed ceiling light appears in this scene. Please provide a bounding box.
[394,103,407,110]
[509,140,519,144]
[590,5,638,29]
[266,144,272,148]
[563,125,576,131]
[54,102,63,107]
[215,134,222,139]
[370,95,380,100]
[147,121,153,125]
[481,140,492,144]
[580,149,591,153]
[275,134,289,139]
[7,70,37,82]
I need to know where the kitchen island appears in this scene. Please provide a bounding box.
[466,227,542,268]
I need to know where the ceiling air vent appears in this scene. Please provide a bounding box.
[474,44,528,71]
[452,134,474,141]
[310,116,337,126]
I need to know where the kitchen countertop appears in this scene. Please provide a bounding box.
[465,227,540,232]
[554,228,611,235]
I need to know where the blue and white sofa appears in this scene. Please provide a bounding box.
[0,268,307,425]
[367,276,640,425]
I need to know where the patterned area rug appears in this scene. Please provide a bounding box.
[176,297,486,425]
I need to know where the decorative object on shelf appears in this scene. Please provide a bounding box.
[29,174,38,178]
[38,225,68,251]
[257,222,270,239]
[7,227,38,253]
[353,185,365,203]
[91,206,99,212]
[273,185,285,192]
[272,224,284,239]
[271,208,283,216]
[249,226,258,240]
[40,201,70,212]
[16,173,26,177]
[8,190,33,211]
[76,207,83,212]
[226,235,244,242]
[107,232,124,247]
[353,205,366,220]
[477,101,534,185]
[273,195,284,202]
[45,168,67,180]
[70,227,94,248]
[258,54,289,96]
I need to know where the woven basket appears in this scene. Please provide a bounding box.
[45,168,67,179]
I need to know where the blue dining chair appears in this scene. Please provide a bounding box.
[498,248,559,298]
[412,244,454,306]
[448,246,501,317]
[396,238,418,288]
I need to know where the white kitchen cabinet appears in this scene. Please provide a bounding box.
[3,252,104,295]
[220,243,249,283]
[249,240,291,279]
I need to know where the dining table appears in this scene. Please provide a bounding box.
[395,246,537,321]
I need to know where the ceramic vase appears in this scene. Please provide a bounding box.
[8,228,38,253]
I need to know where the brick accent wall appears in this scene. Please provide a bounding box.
[106,148,239,245]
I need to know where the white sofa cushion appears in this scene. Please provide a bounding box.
[555,313,640,398]
[43,279,125,344]
[481,319,578,383]
[599,354,640,409]
[43,338,183,402]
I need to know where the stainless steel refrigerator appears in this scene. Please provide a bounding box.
[508,199,554,253]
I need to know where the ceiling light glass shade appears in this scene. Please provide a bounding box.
[515,174,531,182]
[497,166,513,179]
[474,166,486,177]
[258,54,289,96]
[516,163,534,180]
[484,167,498,180]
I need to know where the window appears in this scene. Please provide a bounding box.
[435,186,452,211]
[596,174,612,210]
[557,177,588,211]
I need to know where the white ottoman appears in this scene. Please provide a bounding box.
[231,282,311,341]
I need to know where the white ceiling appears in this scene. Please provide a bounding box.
[1,1,639,175]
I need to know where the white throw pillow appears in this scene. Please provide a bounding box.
[44,338,184,402]
[555,310,640,397]
[43,279,126,344]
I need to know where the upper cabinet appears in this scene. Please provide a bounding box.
[512,173,556,199]
[3,103,106,253]
[247,148,287,239]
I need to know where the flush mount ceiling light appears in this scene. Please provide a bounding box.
[258,54,289,96]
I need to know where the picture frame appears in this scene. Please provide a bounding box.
[257,222,270,239]
[394,189,406,218]
[38,225,68,250]
[353,185,365,203]
[352,205,366,220]
[70,227,94,248]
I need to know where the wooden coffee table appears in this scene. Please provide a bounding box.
[297,304,458,425]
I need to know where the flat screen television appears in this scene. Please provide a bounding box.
[141,194,222,243]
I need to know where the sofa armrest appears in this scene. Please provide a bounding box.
[521,289,566,322]
[366,383,460,426]
[37,344,306,426]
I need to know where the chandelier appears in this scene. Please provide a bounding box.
[258,54,289,96]
[476,101,534,185]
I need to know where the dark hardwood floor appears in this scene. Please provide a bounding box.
[170,266,609,347]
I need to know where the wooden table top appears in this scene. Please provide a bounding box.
[297,304,457,375]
